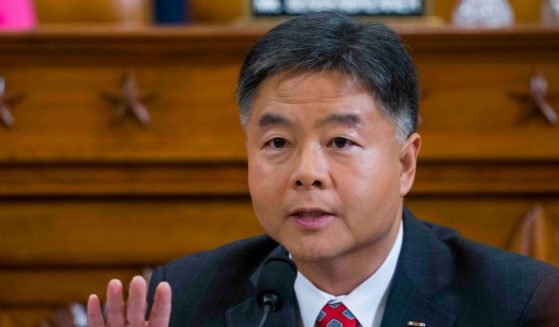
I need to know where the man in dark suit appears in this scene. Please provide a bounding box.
[87,12,559,327]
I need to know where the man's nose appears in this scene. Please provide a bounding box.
[291,146,329,190]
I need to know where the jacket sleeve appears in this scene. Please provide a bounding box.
[518,271,559,326]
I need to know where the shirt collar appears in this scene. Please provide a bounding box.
[293,220,403,327]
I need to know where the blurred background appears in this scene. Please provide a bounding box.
[0,0,558,326]
[24,0,559,25]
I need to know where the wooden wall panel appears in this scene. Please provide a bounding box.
[0,196,556,327]
[1,26,558,327]
[0,309,52,327]
[406,197,559,250]
[0,200,261,266]
[0,269,140,305]
[2,27,559,163]
[0,163,249,196]
[1,161,558,197]
[1,197,556,267]
[0,65,245,162]
[414,162,559,194]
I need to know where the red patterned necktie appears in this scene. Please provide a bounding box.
[316,302,359,327]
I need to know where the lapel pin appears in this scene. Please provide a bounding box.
[407,322,426,327]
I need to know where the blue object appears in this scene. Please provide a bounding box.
[154,0,188,24]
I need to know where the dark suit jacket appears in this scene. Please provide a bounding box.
[147,208,559,326]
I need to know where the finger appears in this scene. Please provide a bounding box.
[106,279,126,327]
[148,282,172,327]
[87,294,106,327]
[126,276,148,326]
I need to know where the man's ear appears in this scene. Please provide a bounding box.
[399,133,421,197]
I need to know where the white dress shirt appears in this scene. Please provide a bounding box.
[293,221,403,327]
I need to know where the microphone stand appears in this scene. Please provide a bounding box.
[257,293,279,327]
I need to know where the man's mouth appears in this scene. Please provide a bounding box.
[289,208,335,229]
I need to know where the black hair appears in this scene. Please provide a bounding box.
[237,11,419,140]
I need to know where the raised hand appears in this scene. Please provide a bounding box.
[87,276,171,327]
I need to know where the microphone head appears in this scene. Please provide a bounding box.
[256,255,298,312]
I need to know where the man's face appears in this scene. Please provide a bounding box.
[245,71,419,265]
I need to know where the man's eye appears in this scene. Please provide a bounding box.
[331,137,351,148]
[266,138,287,148]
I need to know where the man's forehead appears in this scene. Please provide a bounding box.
[261,70,368,101]
[247,70,381,132]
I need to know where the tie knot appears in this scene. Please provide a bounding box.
[316,302,359,327]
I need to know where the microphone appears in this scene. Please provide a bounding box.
[255,255,297,327]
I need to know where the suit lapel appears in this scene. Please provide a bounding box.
[380,208,457,327]
[380,270,456,327]
[226,246,298,327]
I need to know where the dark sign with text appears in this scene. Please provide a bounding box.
[252,0,425,16]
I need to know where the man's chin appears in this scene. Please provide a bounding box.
[283,239,346,264]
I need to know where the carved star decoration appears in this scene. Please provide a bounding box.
[0,76,24,129]
[101,70,156,126]
[508,71,559,125]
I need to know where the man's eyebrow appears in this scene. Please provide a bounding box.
[258,113,293,128]
[316,113,361,128]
